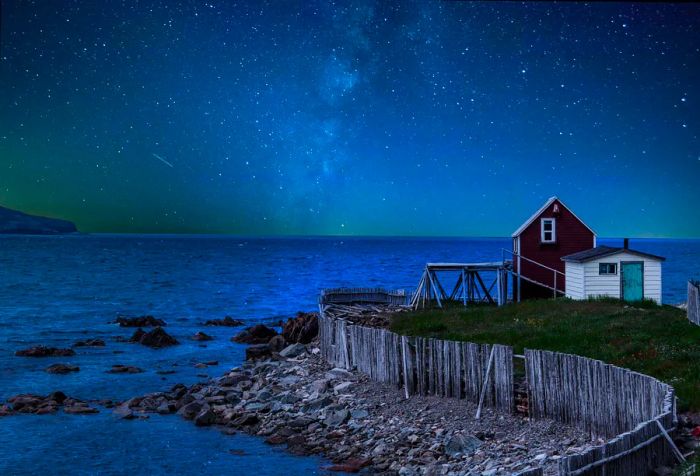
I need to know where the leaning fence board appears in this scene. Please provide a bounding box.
[688,281,700,326]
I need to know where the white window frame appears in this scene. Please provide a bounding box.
[540,218,556,243]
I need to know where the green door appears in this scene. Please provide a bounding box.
[621,262,644,302]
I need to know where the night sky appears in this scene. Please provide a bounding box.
[1,1,698,237]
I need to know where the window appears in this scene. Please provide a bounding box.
[599,263,617,275]
[540,218,556,243]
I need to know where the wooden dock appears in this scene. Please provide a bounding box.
[411,261,511,308]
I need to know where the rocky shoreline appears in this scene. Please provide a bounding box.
[116,341,595,475]
[4,310,699,475]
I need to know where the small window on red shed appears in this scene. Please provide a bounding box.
[541,218,556,243]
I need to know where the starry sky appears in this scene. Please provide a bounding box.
[1,1,698,237]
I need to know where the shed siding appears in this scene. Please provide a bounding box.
[577,252,663,304]
[514,199,595,299]
[564,262,585,299]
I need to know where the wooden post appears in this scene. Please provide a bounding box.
[462,268,467,306]
[475,346,495,419]
[655,419,686,463]
[517,255,521,303]
[401,336,410,399]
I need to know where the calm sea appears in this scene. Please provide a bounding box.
[0,235,698,475]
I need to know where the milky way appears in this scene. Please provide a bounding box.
[0,1,698,236]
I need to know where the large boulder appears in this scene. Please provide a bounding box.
[46,363,80,374]
[115,315,166,327]
[129,327,179,348]
[444,434,482,457]
[15,346,76,357]
[106,364,144,374]
[280,343,306,359]
[191,331,213,341]
[203,316,244,327]
[245,344,272,361]
[268,335,286,352]
[231,324,278,344]
[281,312,318,344]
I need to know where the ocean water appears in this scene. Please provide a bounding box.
[0,234,698,475]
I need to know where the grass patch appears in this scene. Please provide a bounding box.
[390,298,700,412]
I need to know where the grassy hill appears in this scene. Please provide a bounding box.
[390,298,700,412]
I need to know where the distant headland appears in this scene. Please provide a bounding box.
[0,206,77,234]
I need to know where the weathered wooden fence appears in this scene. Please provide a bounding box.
[688,281,700,326]
[318,313,515,413]
[319,288,679,476]
[526,349,677,475]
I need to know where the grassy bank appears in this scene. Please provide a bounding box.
[390,298,700,412]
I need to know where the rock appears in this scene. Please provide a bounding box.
[683,439,700,450]
[311,379,329,393]
[194,408,216,426]
[73,338,106,347]
[281,312,319,344]
[653,466,675,476]
[325,409,350,427]
[130,327,179,348]
[15,346,76,357]
[304,396,333,412]
[372,443,386,455]
[45,363,80,374]
[268,335,287,352]
[113,406,136,419]
[245,344,272,361]
[350,409,369,419]
[0,404,14,417]
[266,434,287,445]
[280,343,307,358]
[64,403,99,414]
[192,331,213,341]
[231,413,259,426]
[333,381,353,393]
[116,315,166,327]
[203,316,244,327]
[325,368,353,380]
[444,434,482,457]
[324,458,371,473]
[533,453,548,461]
[231,324,278,345]
[47,391,67,404]
[278,375,301,386]
[289,416,314,428]
[106,364,144,374]
[178,401,205,420]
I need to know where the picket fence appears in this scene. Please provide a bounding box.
[317,288,679,476]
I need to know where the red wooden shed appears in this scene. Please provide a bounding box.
[512,196,596,300]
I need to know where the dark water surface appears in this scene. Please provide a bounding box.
[0,235,698,475]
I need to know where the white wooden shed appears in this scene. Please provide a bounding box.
[561,245,665,304]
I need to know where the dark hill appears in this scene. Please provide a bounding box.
[0,206,77,234]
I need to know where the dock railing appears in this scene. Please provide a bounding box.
[688,280,700,326]
[502,248,566,299]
